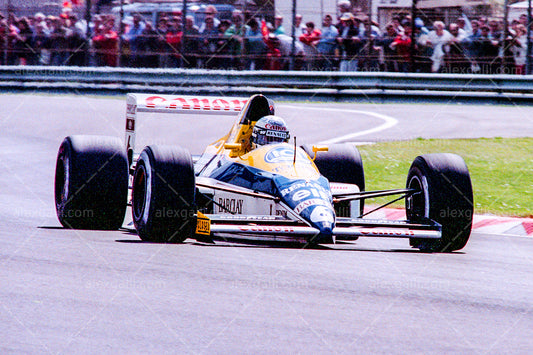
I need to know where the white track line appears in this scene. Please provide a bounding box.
[282,105,399,144]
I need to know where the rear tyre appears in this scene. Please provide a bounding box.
[132,145,196,243]
[406,153,474,252]
[54,135,129,230]
[302,143,365,216]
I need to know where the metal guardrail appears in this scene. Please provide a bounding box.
[1,66,533,104]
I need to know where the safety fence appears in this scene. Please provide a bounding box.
[2,65,533,104]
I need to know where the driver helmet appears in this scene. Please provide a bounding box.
[251,115,290,147]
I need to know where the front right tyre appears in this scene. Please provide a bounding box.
[406,153,474,252]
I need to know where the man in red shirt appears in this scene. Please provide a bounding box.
[391,23,412,72]
[299,22,321,70]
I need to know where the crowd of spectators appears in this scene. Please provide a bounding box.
[1,3,532,74]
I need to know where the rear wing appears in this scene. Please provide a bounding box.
[125,93,249,166]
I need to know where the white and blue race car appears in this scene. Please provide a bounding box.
[54,94,474,252]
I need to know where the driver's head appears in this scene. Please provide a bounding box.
[251,115,290,147]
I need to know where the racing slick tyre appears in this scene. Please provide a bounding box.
[405,153,474,253]
[302,143,365,217]
[132,145,196,243]
[55,135,129,230]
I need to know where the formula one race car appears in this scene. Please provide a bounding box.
[54,94,474,252]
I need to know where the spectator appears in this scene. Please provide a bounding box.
[199,5,220,33]
[336,12,360,71]
[378,23,398,72]
[294,14,305,38]
[390,16,404,35]
[274,15,285,35]
[462,20,481,73]
[455,17,469,37]
[470,19,480,37]
[414,21,433,73]
[90,14,103,38]
[49,17,68,65]
[14,18,33,65]
[277,31,305,70]
[299,21,321,70]
[65,14,86,66]
[31,21,49,65]
[199,15,220,69]
[391,23,412,72]
[0,20,7,65]
[225,10,249,70]
[427,21,452,73]
[156,17,170,67]
[214,20,231,68]
[182,15,199,68]
[92,18,118,66]
[264,32,282,70]
[137,22,159,68]
[244,18,267,70]
[445,23,469,74]
[6,14,20,65]
[337,0,352,24]
[511,24,527,74]
[316,14,338,70]
[358,17,380,71]
[165,17,183,67]
[124,14,145,67]
[518,13,528,27]
[476,24,500,74]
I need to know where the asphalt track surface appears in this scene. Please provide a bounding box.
[1,94,533,353]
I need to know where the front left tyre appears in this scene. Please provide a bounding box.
[55,135,129,230]
[302,143,365,217]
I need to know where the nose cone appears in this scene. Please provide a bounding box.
[275,177,336,243]
[316,221,334,236]
[309,206,335,243]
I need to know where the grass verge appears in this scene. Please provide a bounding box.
[357,137,532,218]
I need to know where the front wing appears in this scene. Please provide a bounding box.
[196,213,442,244]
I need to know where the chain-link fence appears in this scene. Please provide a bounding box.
[2,0,532,74]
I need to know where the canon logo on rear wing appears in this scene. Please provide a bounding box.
[142,96,248,112]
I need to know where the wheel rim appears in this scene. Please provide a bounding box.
[133,164,147,221]
[407,175,428,219]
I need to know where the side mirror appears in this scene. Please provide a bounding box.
[224,143,242,150]
[311,145,328,161]
[224,143,244,158]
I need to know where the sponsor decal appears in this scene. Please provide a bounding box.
[144,96,247,111]
[238,226,295,233]
[359,229,416,237]
[275,210,288,218]
[126,104,137,114]
[310,206,334,224]
[280,182,307,196]
[284,185,330,202]
[264,123,287,131]
[196,212,211,235]
[266,130,289,139]
[126,118,135,131]
[218,198,244,214]
[223,215,278,220]
[294,198,329,214]
[265,146,310,164]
